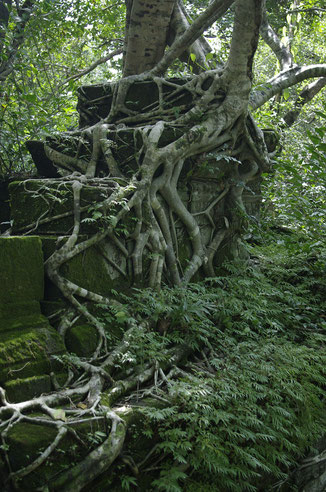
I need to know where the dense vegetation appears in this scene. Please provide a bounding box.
[1,1,326,490]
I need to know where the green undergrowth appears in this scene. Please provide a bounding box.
[110,232,326,491]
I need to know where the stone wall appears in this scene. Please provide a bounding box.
[0,236,65,402]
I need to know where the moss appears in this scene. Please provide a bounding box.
[0,236,44,303]
[0,324,65,383]
[42,236,130,300]
[61,246,115,297]
[0,312,46,334]
[9,180,72,234]
[9,180,116,235]
[0,300,40,323]
[0,360,52,383]
[7,422,57,472]
[4,374,51,403]
[65,324,99,357]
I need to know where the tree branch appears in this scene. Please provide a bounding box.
[49,410,127,491]
[123,0,176,77]
[284,77,326,126]
[287,8,326,13]
[58,47,123,88]
[225,0,264,80]
[151,0,234,76]
[260,7,293,71]
[250,64,326,110]
[167,0,213,73]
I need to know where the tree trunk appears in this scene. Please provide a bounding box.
[123,0,176,76]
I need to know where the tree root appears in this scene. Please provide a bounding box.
[4,67,276,489]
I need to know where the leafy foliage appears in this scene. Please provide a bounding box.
[1,1,326,490]
[0,0,125,176]
[105,233,326,491]
[262,107,326,240]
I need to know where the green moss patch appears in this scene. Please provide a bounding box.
[7,418,107,489]
[0,300,40,322]
[65,324,99,357]
[41,236,129,300]
[1,359,52,383]
[41,236,130,300]
[0,236,44,303]
[7,422,57,472]
[4,374,51,402]
[0,324,65,383]
[0,312,46,334]
[60,247,114,297]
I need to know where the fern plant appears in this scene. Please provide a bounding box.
[114,232,326,491]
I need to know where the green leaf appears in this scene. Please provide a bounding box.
[52,409,66,421]
[115,311,127,319]
[283,88,290,101]
[92,211,103,220]
[109,215,118,227]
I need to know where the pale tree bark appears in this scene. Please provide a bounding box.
[225,0,262,80]
[260,6,294,71]
[167,0,213,73]
[250,64,326,110]
[151,0,235,76]
[284,77,326,126]
[123,0,176,76]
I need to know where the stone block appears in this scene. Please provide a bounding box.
[0,311,44,334]
[4,374,51,403]
[0,236,44,303]
[65,324,99,357]
[9,180,116,235]
[0,300,40,321]
[0,323,65,383]
[77,78,192,127]
[41,236,128,300]
[6,418,107,489]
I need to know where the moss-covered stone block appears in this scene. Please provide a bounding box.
[0,312,45,334]
[9,180,116,235]
[65,324,99,357]
[6,419,107,489]
[4,374,51,402]
[0,323,65,383]
[77,78,193,127]
[0,236,44,303]
[7,422,57,474]
[40,300,66,326]
[41,236,129,300]
[0,300,40,322]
